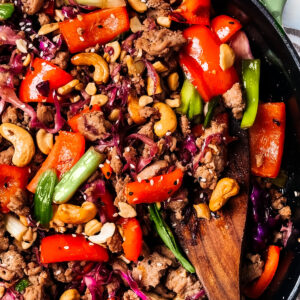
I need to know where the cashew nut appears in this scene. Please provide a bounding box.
[58,79,79,95]
[118,202,137,218]
[105,41,121,63]
[219,44,235,71]
[139,95,153,107]
[71,53,109,84]
[84,219,102,236]
[167,72,179,91]
[54,201,98,224]
[0,123,35,167]
[59,289,80,300]
[194,203,211,220]
[128,0,147,13]
[90,94,109,106]
[147,76,163,96]
[153,61,168,73]
[88,222,116,245]
[38,22,59,35]
[36,129,53,155]
[209,178,240,212]
[130,16,143,33]
[85,82,97,96]
[157,16,171,28]
[109,108,121,121]
[128,94,146,125]
[153,103,177,137]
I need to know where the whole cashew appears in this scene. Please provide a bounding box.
[36,129,53,155]
[55,202,98,224]
[209,178,240,212]
[153,103,177,137]
[71,53,109,84]
[0,123,35,167]
[59,289,80,300]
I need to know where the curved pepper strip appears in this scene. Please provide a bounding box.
[180,25,239,102]
[0,165,29,213]
[34,169,57,226]
[59,7,130,53]
[125,169,184,205]
[19,58,73,103]
[120,218,143,262]
[244,245,280,299]
[170,0,210,25]
[249,102,285,178]
[40,234,109,263]
[27,131,85,193]
[211,15,242,43]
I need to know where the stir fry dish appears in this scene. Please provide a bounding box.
[0,0,294,299]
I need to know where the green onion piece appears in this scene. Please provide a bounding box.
[241,59,261,129]
[178,79,203,122]
[0,4,14,21]
[203,97,219,128]
[66,0,125,8]
[34,169,57,226]
[15,278,30,293]
[269,170,288,188]
[53,147,105,204]
[149,204,195,273]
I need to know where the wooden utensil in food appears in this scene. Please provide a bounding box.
[175,121,250,300]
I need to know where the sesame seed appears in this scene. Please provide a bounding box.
[64,246,69,250]
[133,198,138,202]
[294,191,300,197]
[55,270,62,275]
[201,178,207,182]
[113,213,118,217]
[159,176,163,182]
[130,164,135,169]
[150,179,154,186]
[166,131,171,136]
[89,242,94,246]
[137,177,142,183]
[125,147,130,152]
[90,48,95,53]
[200,193,204,198]
[25,28,31,32]
[106,159,111,164]
[115,155,120,159]
[72,234,77,237]
[19,22,25,26]
[79,37,85,42]
[157,263,162,267]
[139,274,142,281]
[99,164,104,168]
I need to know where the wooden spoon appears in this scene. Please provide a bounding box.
[175,121,250,300]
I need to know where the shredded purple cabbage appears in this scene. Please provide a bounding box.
[39,35,62,60]
[62,6,79,19]
[185,290,206,300]
[144,60,158,95]
[126,133,158,172]
[280,220,293,247]
[118,271,150,300]
[230,31,254,60]
[0,26,22,45]
[1,289,22,300]
[121,32,141,54]
[250,184,279,251]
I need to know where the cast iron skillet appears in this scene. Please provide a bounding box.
[211,0,300,299]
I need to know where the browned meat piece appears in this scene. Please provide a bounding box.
[37,103,54,126]
[21,0,44,15]
[165,266,203,299]
[138,121,154,139]
[0,250,26,281]
[50,262,75,283]
[180,115,191,137]
[6,188,29,216]
[139,107,157,119]
[106,277,120,296]
[77,111,111,141]
[23,285,45,300]
[107,231,123,253]
[110,147,123,175]
[0,214,9,252]
[114,175,131,206]
[270,189,287,210]
[146,0,171,19]
[0,147,14,165]
[112,259,128,273]
[222,83,245,120]
[123,290,139,300]
[241,253,264,284]
[132,252,172,289]
[123,146,137,166]
[38,13,50,26]
[164,189,189,220]
[51,52,70,70]
[194,121,227,189]
[137,160,168,181]
[2,106,18,124]
[135,29,186,57]
[153,285,176,299]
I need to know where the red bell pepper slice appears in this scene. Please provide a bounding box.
[125,169,184,205]
[249,102,286,178]
[170,0,210,25]
[19,58,73,103]
[211,15,242,43]
[0,165,29,213]
[27,131,85,193]
[120,218,143,261]
[40,234,109,263]
[93,189,117,222]
[180,25,239,102]
[68,105,101,132]
[59,7,130,53]
[101,162,113,180]
[244,245,280,299]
